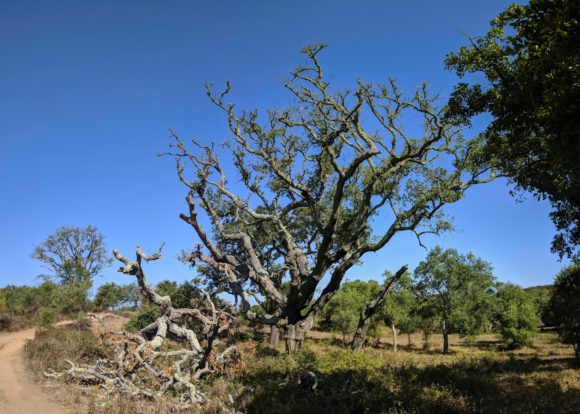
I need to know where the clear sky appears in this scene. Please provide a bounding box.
[0,0,568,291]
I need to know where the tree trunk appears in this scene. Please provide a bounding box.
[423,330,430,350]
[391,323,398,352]
[407,332,412,349]
[284,323,308,354]
[269,325,279,349]
[443,332,449,354]
[351,265,407,352]
[352,319,370,352]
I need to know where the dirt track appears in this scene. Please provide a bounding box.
[0,327,65,414]
[0,315,125,414]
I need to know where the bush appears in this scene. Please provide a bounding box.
[24,325,106,376]
[125,305,159,332]
[38,308,56,328]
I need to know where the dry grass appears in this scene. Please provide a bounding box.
[24,324,579,414]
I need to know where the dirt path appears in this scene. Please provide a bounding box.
[0,327,65,414]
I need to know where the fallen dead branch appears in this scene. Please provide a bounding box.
[45,245,240,412]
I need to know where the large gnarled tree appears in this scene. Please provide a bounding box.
[170,44,496,352]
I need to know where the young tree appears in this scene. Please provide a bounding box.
[32,225,112,284]
[413,247,496,353]
[547,262,580,363]
[397,299,423,349]
[445,0,580,258]
[170,44,496,352]
[494,283,539,348]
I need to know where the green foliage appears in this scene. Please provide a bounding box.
[524,284,556,326]
[494,284,539,348]
[32,225,112,284]
[547,262,580,361]
[0,282,59,330]
[94,282,135,311]
[381,271,416,330]
[414,247,496,351]
[0,280,92,330]
[154,280,201,308]
[38,308,56,328]
[241,342,578,414]
[123,283,142,308]
[125,305,159,332]
[56,281,92,317]
[446,0,580,258]
[320,280,380,342]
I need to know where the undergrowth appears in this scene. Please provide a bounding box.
[23,327,580,413]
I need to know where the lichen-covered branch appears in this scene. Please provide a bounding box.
[46,245,240,411]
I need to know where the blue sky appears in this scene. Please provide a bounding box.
[0,0,568,291]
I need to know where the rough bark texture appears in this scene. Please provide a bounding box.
[352,266,407,352]
[269,325,280,348]
[443,331,450,354]
[391,323,398,352]
[46,245,239,411]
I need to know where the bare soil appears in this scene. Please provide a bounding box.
[0,314,126,414]
[0,327,65,414]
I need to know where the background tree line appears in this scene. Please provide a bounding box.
[315,246,578,359]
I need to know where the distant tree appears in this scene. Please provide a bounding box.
[94,282,129,311]
[321,280,379,344]
[397,302,423,349]
[547,262,580,363]
[415,301,440,351]
[494,283,539,348]
[380,270,416,351]
[171,44,496,353]
[123,283,142,308]
[32,225,112,284]
[445,0,580,258]
[414,247,496,353]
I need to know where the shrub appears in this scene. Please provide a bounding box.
[125,305,159,332]
[38,308,56,328]
[23,325,106,375]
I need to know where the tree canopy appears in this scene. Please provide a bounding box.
[547,262,580,362]
[32,225,112,284]
[170,44,496,352]
[445,0,580,258]
[413,246,496,353]
[494,283,539,348]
